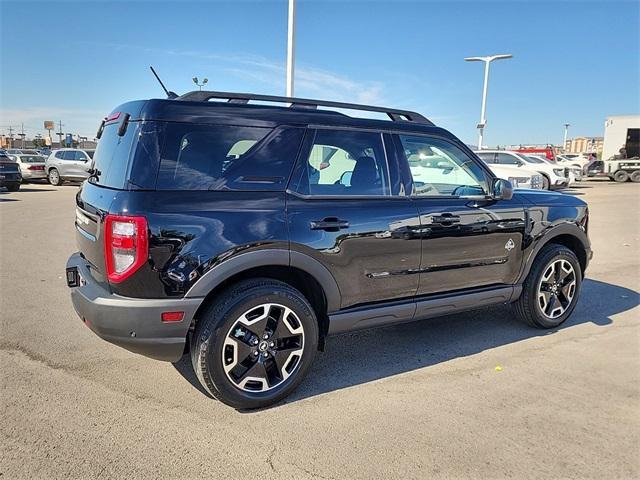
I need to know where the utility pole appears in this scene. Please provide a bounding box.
[7,126,15,148]
[19,123,26,149]
[57,120,64,148]
[286,0,296,97]
[464,54,513,149]
[563,123,570,151]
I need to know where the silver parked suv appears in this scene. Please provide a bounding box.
[45,148,95,185]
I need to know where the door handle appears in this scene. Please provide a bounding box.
[431,213,461,226]
[310,217,350,232]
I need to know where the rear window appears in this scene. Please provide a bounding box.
[20,155,43,163]
[156,124,304,191]
[88,122,138,189]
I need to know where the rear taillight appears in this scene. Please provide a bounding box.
[28,165,44,170]
[104,214,148,283]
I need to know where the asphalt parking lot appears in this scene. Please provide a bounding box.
[1,180,638,479]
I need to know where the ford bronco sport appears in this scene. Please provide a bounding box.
[66,90,592,409]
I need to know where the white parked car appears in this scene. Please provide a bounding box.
[475,150,568,190]
[527,155,583,183]
[7,153,47,182]
[486,163,544,189]
[557,153,592,170]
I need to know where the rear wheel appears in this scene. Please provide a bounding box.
[513,244,582,328]
[630,170,640,183]
[48,168,62,186]
[191,278,319,409]
[613,170,629,183]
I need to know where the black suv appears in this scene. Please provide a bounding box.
[67,91,592,409]
[0,153,21,191]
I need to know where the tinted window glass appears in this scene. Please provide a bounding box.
[54,151,65,159]
[476,152,496,163]
[156,124,303,191]
[89,122,138,189]
[496,153,521,165]
[297,129,390,196]
[399,135,488,196]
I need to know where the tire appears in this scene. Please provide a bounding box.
[7,183,20,192]
[541,174,550,190]
[190,278,319,409]
[48,168,62,186]
[513,244,582,329]
[613,170,629,183]
[630,171,640,183]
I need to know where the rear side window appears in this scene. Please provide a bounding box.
[293,129,391,196]
[88,122,138,189]
[156,124,303,191]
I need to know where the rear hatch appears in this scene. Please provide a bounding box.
[75,111,141,284]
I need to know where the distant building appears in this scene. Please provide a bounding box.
[564,136,603,155]
[602,115,640,160]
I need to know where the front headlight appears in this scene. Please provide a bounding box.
[507,177,519,187]
[553,168,565,177]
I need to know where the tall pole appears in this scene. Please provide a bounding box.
[563,123,570,150]
[286,0,296,97]
[478,60,491,150]
[57,120,64,147]
[464,54,513,150]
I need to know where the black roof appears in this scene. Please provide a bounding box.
[110,91,454,138]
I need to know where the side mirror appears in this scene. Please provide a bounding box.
[493,178,513,201]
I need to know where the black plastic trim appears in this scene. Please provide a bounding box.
[328,285,516,335]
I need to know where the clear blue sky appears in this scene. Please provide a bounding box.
[1,0,638,146]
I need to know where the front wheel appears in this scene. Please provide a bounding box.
[191,278,319,409]
[513,244,582,328]
[541,175,550,190]
[48,168,62,186]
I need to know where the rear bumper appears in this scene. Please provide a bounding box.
[21,171,47,180]
[66,253,202,362]
[0,174,21,186]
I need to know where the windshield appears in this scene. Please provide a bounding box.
[525,155,545,164]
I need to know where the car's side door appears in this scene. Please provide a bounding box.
[393,134,527,296]
[287,128,422,310]
[66,150,90,178]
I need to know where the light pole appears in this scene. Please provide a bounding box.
[464,54,513,149]
[286,0,296,97]
[192,77,208,91]
[563,123,570,151]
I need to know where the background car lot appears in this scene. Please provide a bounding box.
[0,180,638,479]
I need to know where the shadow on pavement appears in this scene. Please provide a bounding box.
[173,278,638,407]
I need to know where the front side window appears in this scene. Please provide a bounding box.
[298,129,390,196]
[156,124,303,191]
[398,135,488,196]
[475,152,497,164]
[496,153,522,165]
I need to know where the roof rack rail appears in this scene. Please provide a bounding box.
[175,90,433,125]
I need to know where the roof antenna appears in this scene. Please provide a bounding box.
[149,66,178,99]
